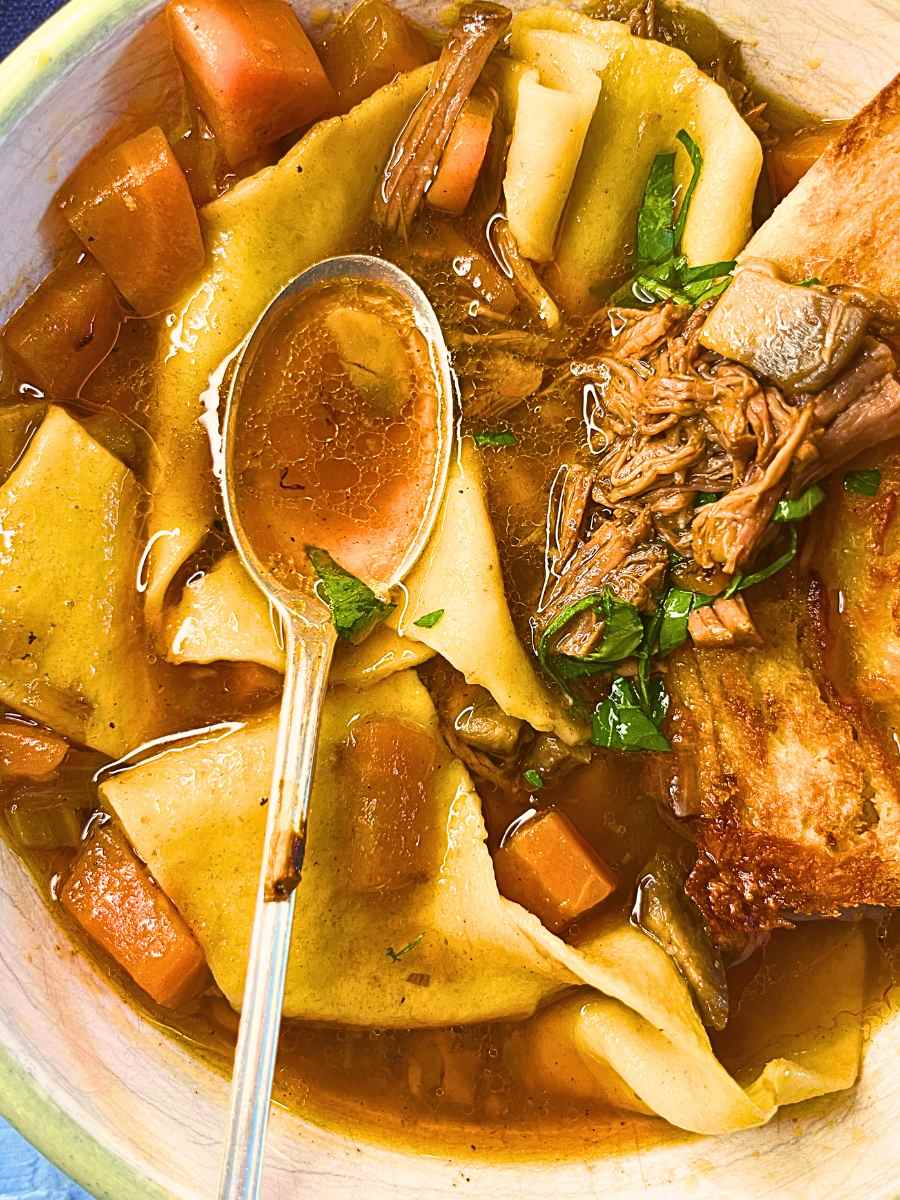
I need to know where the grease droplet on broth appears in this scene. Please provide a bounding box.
[232,278,439,587]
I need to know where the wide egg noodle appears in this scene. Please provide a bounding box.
[506,9,762,310]
[143,64,432,627]
[101,670,573,1026]
[164,443,585,742]
[0,407,163,756]
[390,439,586,745]
[101,669,864,1134]
[502,35,605,262]
[504,913,865,1135]
[164,549,435,686]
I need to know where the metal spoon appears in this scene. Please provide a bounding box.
[217,255,454,1200]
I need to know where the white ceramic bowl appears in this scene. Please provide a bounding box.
[1,2,900,1196]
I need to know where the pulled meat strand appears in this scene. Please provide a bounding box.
[553,463,595,569]
[491,217,562,330]
[691,402,813,573]
[456,348,544,420]
[541,511,650,634]
[795,373,900,491]
[813,338,896,425]
[373,3,511,238]
[688,595,762,649]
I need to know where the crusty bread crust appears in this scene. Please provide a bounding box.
[668,575,900,944]
[739,72,900,308]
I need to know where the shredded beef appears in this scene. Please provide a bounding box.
[373,3,510,238]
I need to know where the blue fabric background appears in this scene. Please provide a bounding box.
[0,2,68,58]
[0,2,94,1192]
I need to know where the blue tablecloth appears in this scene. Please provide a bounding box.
[0,5,93,1198]
[0,2,68,59]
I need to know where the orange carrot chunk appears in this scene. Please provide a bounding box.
[427,93,494,216]
[4,257,121,398]
[342,717,439,892]
[61,823,209,1009]
[58,127,205,317]
[167,0,337,167]
[0,720,69,779]
[767,121,846,202]
[322,0,432,114]
[492,808,617,933]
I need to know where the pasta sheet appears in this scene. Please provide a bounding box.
[102,669,865,1134]
[0,407,163,755]
[143,65,432,625]
[506,9,762,309]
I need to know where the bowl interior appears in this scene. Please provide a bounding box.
[0,2,899,1197]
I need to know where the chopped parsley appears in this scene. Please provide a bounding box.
[592,676,671,753]
[655,586,712,657]
[843,469,881,497]
[538,589,644,688]
[723,525,799,597]
[413,609,445,629]
[773,484,826,523]
[307,546,394,643]
[385,933,424,962]
[694,491,719,507]
[610,130,735,309]
[473,430,516,448]
[522,768,544,790]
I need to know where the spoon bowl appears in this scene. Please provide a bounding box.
[217,254,454,1200]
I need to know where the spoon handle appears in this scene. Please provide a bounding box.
[219,610,336,1200]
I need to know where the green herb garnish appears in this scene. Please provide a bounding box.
[539,590,644,686]
[694,491,718,507]
[773,484,826,523]
[637,149,678,264]
[307,546,394,643]
[611,131,735,309]
[723,526,799,597]
[592,676,671,753]
[657,587,698,656]
[843,469,881,497]
[522,768,544,790]
[474,430,516,448]
[798,276,822,287]
[413,609,445,629]
[386,933,424,962]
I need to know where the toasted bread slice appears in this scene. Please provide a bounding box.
[667,575,900,945]
[737,72,900,309]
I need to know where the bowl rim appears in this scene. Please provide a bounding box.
[0,8,174,1192]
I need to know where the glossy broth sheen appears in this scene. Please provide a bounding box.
[1,0,899,1166]
[232,278,439,587]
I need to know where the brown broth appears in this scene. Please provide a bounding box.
[232,278,440,588]
[0,0,897,1165]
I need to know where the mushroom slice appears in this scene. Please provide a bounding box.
[700,268,869,394]
[632,852,729,1030]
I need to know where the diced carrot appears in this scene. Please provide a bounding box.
[61,823,209,1009]
[427,94,494,216]
[58,127,205,317]
[220,660,283,707]
[4,258,121,398]
[167,0,337,167]
[0,719,69,779]
[492,808,616,933]
[767,121,846,202]
[342,717,439,892]
[322,0,432,114]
